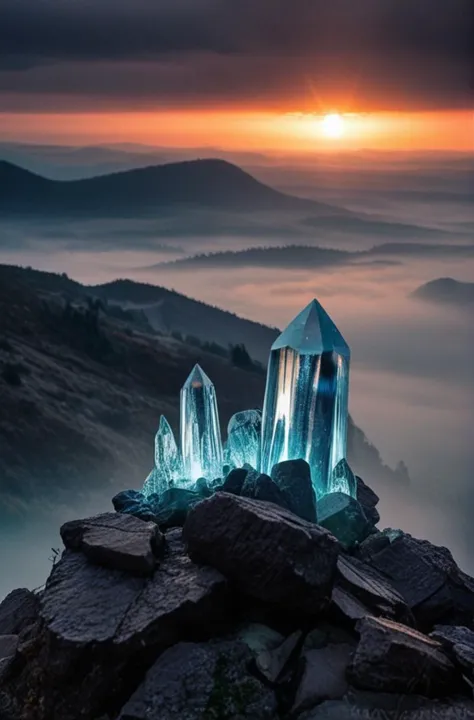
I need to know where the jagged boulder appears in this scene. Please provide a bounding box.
[112,490,158,522]
[348,616,459,696]
[292,643,352,714]
[184,492,340,614]
[152,488,204,529]
[118,640,277,719]
[0,588,40,637]
[271,459,317,523]
[355,476,380,526]
[336,554,410,622]
[317,493,373,548]
[431,625,474,681]
[60,512,164,576]
[221,467,248,495]
[3,531,230,720]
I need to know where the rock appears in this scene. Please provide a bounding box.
[184,492,339,614]
[0,635,18,660]
[366,534,454,627]
[221,468,248,495]
[253,474,290,511]
[255,630,302,684]
[241,469,260,498]
[317,493,373,548]
[5,530,229,720]
[112,491,158,523]
[60,513,164,576]
[0,588,40,636]
[153,488,203,529]
[348,616,458,696]
[271,459,317,523]
[237,623,284,656]
[299,691,474,719]
[292,643,352,714]
[355,477,380,526]
[431,625,474,679]
[118,640,277,719]
[356,532,391,561]
[332,586,373,623]
[336,554,409,622]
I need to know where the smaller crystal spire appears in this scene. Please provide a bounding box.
[180,364,223,482]
[226,409,262,470]
[155,415,183,485]
[330,458,357,498]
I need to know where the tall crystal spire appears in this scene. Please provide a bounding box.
[260,299,350,498]
[180,364,223,482]
[226,409,262,470]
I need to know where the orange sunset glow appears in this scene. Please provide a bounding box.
[0,109,472,151]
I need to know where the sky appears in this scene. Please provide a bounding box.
[0,0,473,150]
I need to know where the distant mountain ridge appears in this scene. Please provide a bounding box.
[412,278,474,306]
[0,158,339,217]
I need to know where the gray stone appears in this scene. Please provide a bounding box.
[356,533,391,562]
[271,459,317,523]
[0,588,40,636]
[368,535,447,611]
[332,586,373,623]
[253,474,290,512]
[221,467,248,495]
[299,691,474,719]
[241,469,260,498]
[237,623,284,656]
[118,640,277,720]
[6,531,229,720]
[318,493,373,548]
[356,477,380,527]
[337,554,409,621]
[349,616,458,696]
[431,625,474,678]
[60,512,164,576]
[256,630,302,684]
[184,493,339,614]
[0,635,18,660]
[154,488,203,529]
[292,643,352,714]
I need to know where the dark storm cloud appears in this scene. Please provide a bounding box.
[0,0,472,109]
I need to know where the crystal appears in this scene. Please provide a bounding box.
[330,458,357,498]
[180,364,223,482]
[260,299,350,498]
[142,415,183,497]
[226,409,262,470]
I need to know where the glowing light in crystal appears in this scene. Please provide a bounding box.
[180,364,223,482]
[260,300,350,498]
[226,409,262,470]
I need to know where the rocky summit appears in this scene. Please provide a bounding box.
[1,480,474,720]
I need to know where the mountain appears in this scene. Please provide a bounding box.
[0,264,409,518]
[0,158,338,217]
[412,278,474,306]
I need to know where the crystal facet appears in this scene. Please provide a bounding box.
[142,415,183,497]
[260,299,350,498]
[180,364,223,482]
[330,458,357,498]
[226,409,262,470]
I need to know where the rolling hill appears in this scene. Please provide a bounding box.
[0,158,340,217]
[412,278,474,306]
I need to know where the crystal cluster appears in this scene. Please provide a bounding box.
[141,298,353,504]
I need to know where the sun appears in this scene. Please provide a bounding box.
[321,113,345,138]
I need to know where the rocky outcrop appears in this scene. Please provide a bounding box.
[317,493,373,548]
[3,474,474,720]
[348,616,459,696]
[183,492,340,613]
[60,512,164,576]
[355,476,380,526]
[118,640,277,719]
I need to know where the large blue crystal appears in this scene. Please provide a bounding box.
[226,409,262,470]
[260,299,350,498]
[180,364,223,482]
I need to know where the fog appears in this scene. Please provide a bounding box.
[0,149,473,598]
